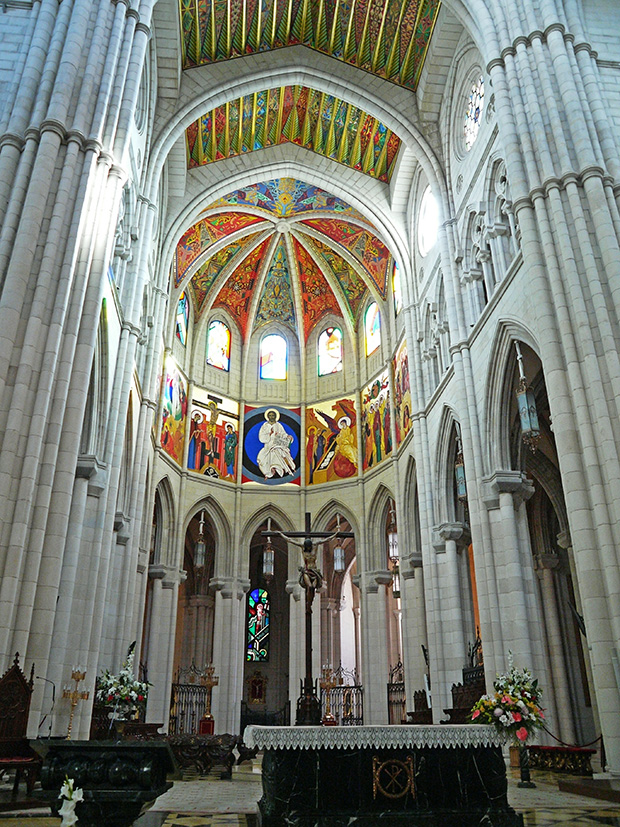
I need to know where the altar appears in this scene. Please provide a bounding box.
[245,725,523,826]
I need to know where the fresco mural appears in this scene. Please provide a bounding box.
[179,0,441,93]
[187,390,240,481]
[206,179,366,220]
[300,218,392,298]
[361,370,392,471]
[174,212,265,286]
[294,238,342,340]
[242,405,301,485]
[160,361,188,466]
[185,87,401,183]
[306,398,358,485]
[254,240,296,334]
[393,338,412,446]
[212,237,271,339]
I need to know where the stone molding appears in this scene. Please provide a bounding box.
[210,577,250,599]
[481,470,535,510]
[148,564,178,588]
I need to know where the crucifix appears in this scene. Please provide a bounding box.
[262,511,354,725]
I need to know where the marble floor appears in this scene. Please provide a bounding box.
[1,766,620,825]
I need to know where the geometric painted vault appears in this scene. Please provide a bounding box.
[186,85,402,183]
[179,0,441,92]
[175,179,395,342]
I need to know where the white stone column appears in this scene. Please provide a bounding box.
[357,571,392,724]
[535,554,576,743]
[210,577,250,734]
[401,561,428,703]
[433,523,469,691]
[287,579,304,709]
[144,564,178,728]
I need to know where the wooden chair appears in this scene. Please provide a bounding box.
[0,653,41,797]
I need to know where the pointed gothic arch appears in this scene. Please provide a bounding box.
[483,319,540,472]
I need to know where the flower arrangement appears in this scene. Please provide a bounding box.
[470,656,544,743]
[95,648,148,719]
[58,776,83,826]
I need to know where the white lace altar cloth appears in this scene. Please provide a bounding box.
[244,724,502,751]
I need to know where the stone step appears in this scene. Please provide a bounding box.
[558,778,620,804]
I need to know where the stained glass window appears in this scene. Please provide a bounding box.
[464,75,484,151]
[260,334,287,380]
[176,292,188,346]
[206,320,231,371]
[418,187,439,256]
[365,302,381,356]
[393,262,402,316]
[247,588,270,661]
[318,327,343,375]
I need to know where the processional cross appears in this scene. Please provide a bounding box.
[262,511,354,725]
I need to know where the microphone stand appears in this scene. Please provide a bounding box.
[36,676,56,739]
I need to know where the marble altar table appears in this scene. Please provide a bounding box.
[245,724,523,826]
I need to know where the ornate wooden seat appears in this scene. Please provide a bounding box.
[406,690,432,724]
[442,666,486,724]
[0,653,41,797]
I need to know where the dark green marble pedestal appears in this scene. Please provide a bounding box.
[248,726,523,827]
[34,739,176,827]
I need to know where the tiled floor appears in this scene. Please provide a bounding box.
[2,766,620,825]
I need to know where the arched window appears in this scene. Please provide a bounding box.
[176,292,188,346]
[260,333,287,380]
[365,302,381,356]
[247,588,270,661]
[318,327,343,375]
[418,187,439,256]
[206,319,231,371]
[392,261,402,316]
[464,75,484,151]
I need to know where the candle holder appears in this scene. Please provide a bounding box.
[62,666,89,740]
[320,666,338,726]
[199,664,219,734]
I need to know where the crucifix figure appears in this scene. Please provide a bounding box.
[262,512,354,725]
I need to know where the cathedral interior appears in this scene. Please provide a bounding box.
[1,0,620,818]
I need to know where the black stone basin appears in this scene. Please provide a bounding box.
[34,739,176,827]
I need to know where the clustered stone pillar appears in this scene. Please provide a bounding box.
[356,570,392,724]
[210,577,249,734]
[145,564,180,728]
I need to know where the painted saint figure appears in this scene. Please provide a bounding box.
[224,423,238,479]
[257,409,296,478]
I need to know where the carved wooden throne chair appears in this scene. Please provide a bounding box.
[0,653,41,797]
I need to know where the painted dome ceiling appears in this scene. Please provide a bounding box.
[179,0,441,91]
[179,1,442,179]
[173,178,395,341]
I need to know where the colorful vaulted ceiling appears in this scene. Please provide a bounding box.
[174,179,394,342]
[185,85,402,183]
[178,0,441,91]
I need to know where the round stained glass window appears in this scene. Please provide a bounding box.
[417,187,439,257]
[464,75,484,151]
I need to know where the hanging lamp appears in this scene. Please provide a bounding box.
[195,510,206,569]
[514,341,540,452]
[263,518,274,583]
[333,514,345,573]
[454,424,468,503]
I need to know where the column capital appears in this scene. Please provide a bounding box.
[481,470,534,509]
[432,522,470,551]
[556,530,572,550]
[534,553,560,577]
[285,579,302,601]
[148,564,178,588]
[353,570,392,593]
[211,577,250,599]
